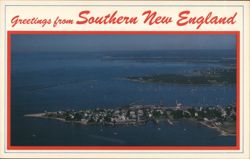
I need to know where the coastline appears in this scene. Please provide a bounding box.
[25,113,67,122]
[24,112,236,136]
[125,78,235,86]
[199,121,235,136]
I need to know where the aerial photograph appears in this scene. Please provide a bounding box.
[11,33,237,146]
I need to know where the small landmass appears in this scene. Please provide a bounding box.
[126,68,236,85]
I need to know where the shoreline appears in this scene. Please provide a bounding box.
[24,112,236,136]
[125,78,235,86]
[199,121,235,136]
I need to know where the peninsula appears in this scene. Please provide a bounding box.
[127,68,236,85]
[25,104,236,136]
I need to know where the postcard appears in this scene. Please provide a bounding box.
[0,0,249,158]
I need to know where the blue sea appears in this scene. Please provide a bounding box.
[11,50,236,146]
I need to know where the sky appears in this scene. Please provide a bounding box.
[12,34,236,53]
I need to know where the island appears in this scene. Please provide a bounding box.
[126,68,236,85]
[25,104,236,136]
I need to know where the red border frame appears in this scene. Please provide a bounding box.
[7,31,240,150]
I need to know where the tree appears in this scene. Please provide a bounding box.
[74,113,82,121]
[171,110,183,119]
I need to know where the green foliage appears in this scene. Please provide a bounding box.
[128,68,236,85]
[171,110,183,119]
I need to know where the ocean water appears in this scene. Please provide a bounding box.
[11,50,236,146]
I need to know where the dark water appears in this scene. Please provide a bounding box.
[11,50,236,146]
